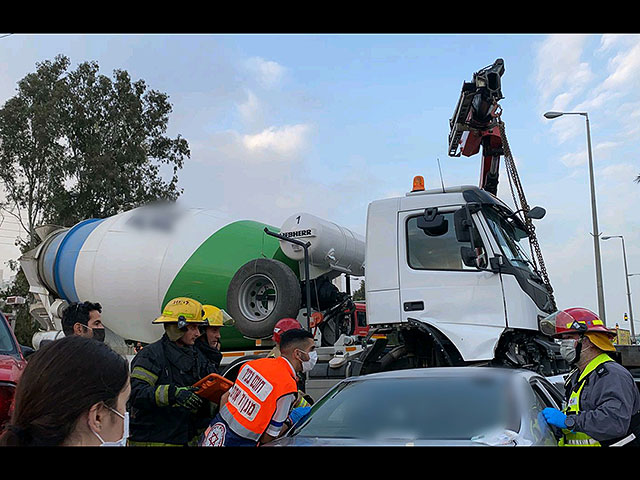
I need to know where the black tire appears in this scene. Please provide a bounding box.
[221,354,267,382]
[226,258,302,339]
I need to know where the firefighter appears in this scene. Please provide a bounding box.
[128,297,218,446]
[200,328,316,446]
[540,307,640,446]
[195,306,234,373]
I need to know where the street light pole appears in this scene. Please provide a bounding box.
[544,111,606,324]
[603,235,635,339]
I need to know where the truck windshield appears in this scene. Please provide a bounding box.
[482,207,535,273]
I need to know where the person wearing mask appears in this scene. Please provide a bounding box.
[0,335,130,446]
[540,307,640,446]
[195,306,234,373]
[61,301,105,342]
[200,328,316,447]
[128,297,219,446]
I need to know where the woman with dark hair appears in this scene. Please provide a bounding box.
[0,335,130,446]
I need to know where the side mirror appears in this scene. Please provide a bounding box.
[489,254,504,273]
[20,345,35,359]
[454,208,471,243]
[460,246,478,267]
[417,208,448,237]
[526,206,546,220]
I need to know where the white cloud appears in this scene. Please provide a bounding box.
[242,124,311,157]
[598,34,627,53]
[557,142,619,169]
[244,57,286,89]
[560,150,586,168]
[535,35,592,107]
[600,41,640,93]
[237,89,261,124]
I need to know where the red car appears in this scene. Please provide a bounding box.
[0,312,27,431]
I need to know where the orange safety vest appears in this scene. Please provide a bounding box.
[220,357,298,441]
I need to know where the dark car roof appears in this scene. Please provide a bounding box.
[343,366,541,383]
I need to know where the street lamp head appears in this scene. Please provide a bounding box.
[602,235,622,241]
[544,111,564,119]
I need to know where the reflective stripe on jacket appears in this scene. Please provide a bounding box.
[220,356,297,441]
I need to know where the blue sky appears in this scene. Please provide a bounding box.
[1,34,639,331]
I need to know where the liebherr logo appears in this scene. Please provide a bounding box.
[281,229,314,238]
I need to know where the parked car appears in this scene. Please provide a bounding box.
[268,367,564,446]
[0,312,27,431]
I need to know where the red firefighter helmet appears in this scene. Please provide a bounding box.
[272,317,302,344]
[539,307,616,338]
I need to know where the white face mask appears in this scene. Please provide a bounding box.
[91,405,129,447]
[299,350,318,373]
[560,338,583,365]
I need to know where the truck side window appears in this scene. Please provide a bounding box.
[357,311,367,327]
[406,212,477,271]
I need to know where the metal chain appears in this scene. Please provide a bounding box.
[498,120,557,311]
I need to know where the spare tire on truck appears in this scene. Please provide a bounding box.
[226,258,302,339]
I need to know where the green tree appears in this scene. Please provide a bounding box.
[49,56,189,226]
[0,55,69,249]
[0,55,189,343]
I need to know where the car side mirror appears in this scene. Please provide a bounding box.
[20,345,35,359]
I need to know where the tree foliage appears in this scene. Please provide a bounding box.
[0,55,69,250]
[0,54,190,343]
[0,54,189,234]
[352,279,365,301]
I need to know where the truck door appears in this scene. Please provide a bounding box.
[397,206,507,362]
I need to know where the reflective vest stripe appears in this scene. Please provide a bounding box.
[220,404,262,441]
[561,354,613,447]
[564,438,599,446]
[222,357,297,440]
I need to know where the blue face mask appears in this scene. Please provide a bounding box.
[91,405,129,447]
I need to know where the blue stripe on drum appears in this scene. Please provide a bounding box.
[41,231,66,294]
[53,218,104,302]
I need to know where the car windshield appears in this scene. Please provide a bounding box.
[0,315,19,357]
[482,207,535,273]
[291,374,519,441]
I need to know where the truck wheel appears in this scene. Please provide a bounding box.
[227,258,302,339]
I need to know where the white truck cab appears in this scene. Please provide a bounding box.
[364,184,561,374]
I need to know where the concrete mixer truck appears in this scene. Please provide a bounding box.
[18,203,364,351]
[16,58,583,400]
